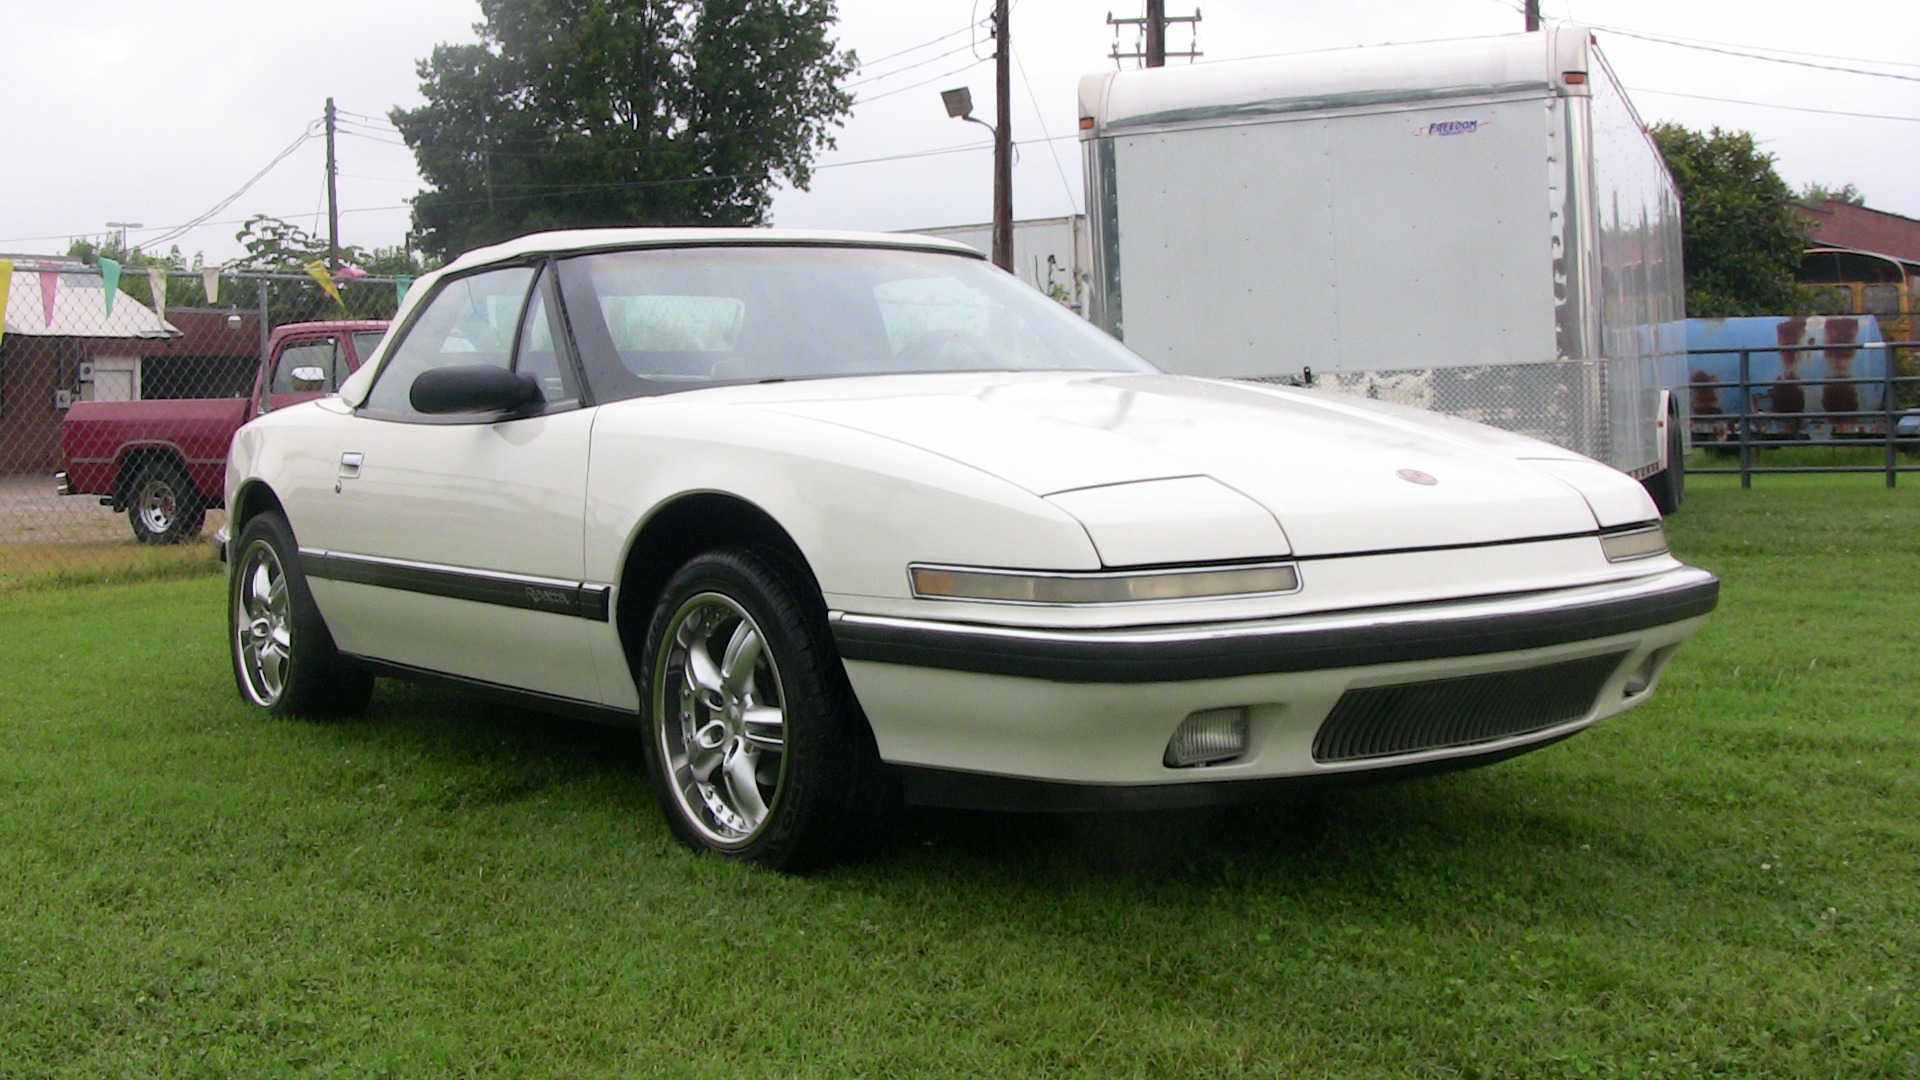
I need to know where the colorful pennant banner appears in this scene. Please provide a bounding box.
[0,259,12,346]
[304,260,346,310]
[202,267,220,304]
[39,270,58,327]
[149,268,169,322]
[100,258,121,317]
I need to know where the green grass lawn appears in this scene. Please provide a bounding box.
[2,475,1915,1077]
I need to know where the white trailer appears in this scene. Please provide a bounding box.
[1077,25,1689,510]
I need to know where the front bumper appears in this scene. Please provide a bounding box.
[831,566,1717,805]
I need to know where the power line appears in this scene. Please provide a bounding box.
[332,106,401,128]
[853,56,993,106]
[141,124,322,250]
[1594,26,1920,83]
[845,41,980,90]
[1597,24,1920,72]
[856,21,982,70]
[1628,86,1920,124]
[0,134,1084,251]
[1014,48,1079,213]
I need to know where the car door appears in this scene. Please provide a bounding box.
[300,264,604,702]
[260,332,348,415]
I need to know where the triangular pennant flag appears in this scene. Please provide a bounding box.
[148,268,169,322]
[100,258,121,318]
[0,259,12,347]
[394,275,413,305]
[39,270,58,328]
[304,260,346,310]
[201,267,220,304]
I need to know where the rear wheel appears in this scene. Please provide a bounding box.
[1645,415,1685,515]
[229,512,373,718]
[126,461,205,545]
[642,547,895,871]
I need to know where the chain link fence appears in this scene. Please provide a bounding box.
[1,260,406,585]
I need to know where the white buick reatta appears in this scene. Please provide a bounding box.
[224,229,1717,869]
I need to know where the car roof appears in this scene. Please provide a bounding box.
[339,228,991,409]
[439,227,986,277]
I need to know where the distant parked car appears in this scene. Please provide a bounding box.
[223,229,1717,870]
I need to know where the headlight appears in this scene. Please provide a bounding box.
[908,562,1301,605]
[1600,524,1669,563]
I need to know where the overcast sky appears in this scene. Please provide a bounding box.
[2,0,1915,265]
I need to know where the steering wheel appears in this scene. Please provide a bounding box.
[894,328,1002,370]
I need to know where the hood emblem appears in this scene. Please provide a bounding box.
[1397,468,1438,486]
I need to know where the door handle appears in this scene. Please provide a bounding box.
[338,452,363,479]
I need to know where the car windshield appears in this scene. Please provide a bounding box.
[554,244,1156,401]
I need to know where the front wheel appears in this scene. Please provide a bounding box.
[229,513,373,718]
[126,461,206,545]
[642,547,895,871]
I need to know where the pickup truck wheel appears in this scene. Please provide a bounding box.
[642,547,897,872]
[126,462,206,545]
[230,513,373,718]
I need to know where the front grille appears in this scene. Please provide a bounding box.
[1312,652,1628,763]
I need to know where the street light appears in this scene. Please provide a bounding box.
[940,86,1012,271]
[105,221,143,253]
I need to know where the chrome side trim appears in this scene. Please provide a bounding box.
[299,548,613,622]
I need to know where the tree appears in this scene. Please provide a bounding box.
[66,235,209,312]
[1799,182,1865,207]
[1650,123,1812,317]
[392,0,855,261]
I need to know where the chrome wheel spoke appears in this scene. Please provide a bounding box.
[248,563,275,620]
[720,622,763,697]
[687,720,728,783]
[722,747,769,827]
[741,705,785,751]
[655,587,791,848]
[684,634,725,698]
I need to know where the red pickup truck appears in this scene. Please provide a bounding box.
[57,321,388,544]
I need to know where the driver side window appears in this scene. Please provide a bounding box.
[364,266,535,415]
[271,338,346,393]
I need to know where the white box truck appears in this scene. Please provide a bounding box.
[1077,25,1690,510]
[907,215,1093,314]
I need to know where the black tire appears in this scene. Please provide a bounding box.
[126,460,206,545]
[642,547,897,872]
[229,512,373,719]
[1644,416,1685,516]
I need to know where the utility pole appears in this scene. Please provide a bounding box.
[991,0,1013,272]
[1108,5,1200,67]
[1525,0,1540,31]
[324,97,341,273]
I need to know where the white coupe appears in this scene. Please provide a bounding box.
[224,229,1718,870]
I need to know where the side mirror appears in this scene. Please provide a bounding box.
[288,365,327,391]
[409,364,544,415]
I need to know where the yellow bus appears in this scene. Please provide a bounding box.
[1800,247,1915,344]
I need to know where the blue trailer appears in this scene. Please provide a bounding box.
[1685,315,1890,442]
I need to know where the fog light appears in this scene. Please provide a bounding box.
[1621,647,1673,697]
[1165,707,1249,768]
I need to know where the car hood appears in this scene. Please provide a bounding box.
[747,372,1652,559]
